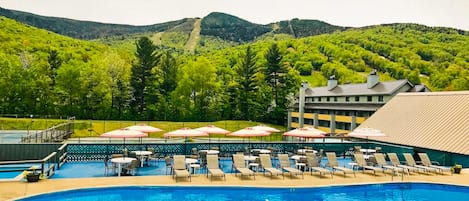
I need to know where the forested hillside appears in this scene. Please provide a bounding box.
[0,7,194,39]
[0,15,468,124]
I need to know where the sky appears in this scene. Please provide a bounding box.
[1,0,468,30]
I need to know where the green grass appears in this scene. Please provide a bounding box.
[0,118,286,139]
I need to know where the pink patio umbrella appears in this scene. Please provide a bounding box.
[283,127,326,138]
[251,125,281,133]
[163,128,209,138]
[347,127,386,150]
[126,124,163,133]
[195,125,231,134]
[228,127,271,152]
[100,128,148,150]
[195,125,230,142]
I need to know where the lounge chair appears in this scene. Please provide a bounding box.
[278,154,304,179]
[374,153,408,176]
[387,153,421,174]
[232,154,255,180]
[206,155,226,181]
[259,154,284,179]
[172,155,191,182]
[325,152,355,177]
[305,153,332,178]
[403,153,438,174]
[353,153,384,176]
[418,153,452,175]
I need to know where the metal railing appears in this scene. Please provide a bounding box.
[21,117,75,143]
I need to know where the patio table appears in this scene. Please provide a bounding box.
[110,157,136,176]
[250,149,271,154]
[131,151,152,167]
[296,149,318,155]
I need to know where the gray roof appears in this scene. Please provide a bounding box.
[359,91,469,155]
[305,80,412,97]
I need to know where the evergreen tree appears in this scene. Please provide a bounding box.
[264,43,285,105]
[130,37,160,118]
[47,49,62,87]
[235,46,258,120]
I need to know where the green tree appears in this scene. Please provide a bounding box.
[235,46,259,120]
[130,37,160,118]
[264,43,285,105]
[47,49,62,87]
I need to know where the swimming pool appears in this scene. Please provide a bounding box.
[15,183,469,201]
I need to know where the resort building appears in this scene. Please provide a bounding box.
[288,71,430,133]
[356,91,469,166]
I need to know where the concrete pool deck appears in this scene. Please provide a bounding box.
[2,169,468,200]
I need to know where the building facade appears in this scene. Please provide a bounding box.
[288,72,429,133]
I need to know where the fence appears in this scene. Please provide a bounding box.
[21,117,75,143]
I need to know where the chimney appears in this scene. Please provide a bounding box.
[298,82,309,128]
[327,75,338,91]
[367,69,379,88]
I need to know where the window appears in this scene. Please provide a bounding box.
[355,96,360,102]
[367,96,372,102]
[345,97,350,102]
[311,97,315,102]
[318,97,322,102]
[378,96,384,102]
[334,97,338,102]
[326,97,330,102]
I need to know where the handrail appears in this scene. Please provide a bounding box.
[58,143,68,151]
[43,152,57,162]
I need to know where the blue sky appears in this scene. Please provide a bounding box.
[1,0,468,30]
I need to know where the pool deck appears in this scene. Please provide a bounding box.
[2,169,468,200]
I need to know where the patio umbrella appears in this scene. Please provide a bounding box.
[126,124,163,133]
[347,127,386,150]
[195,125,231,134]
[251,125,281,133]
[100,129,148,151]
[163,128,209,138]
[283,127,326,139]
[195,125,230,142]
[228,127,271,152]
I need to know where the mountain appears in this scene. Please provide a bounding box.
[0,7,344,42]
[1,13,468,122]
[0,7,195,39]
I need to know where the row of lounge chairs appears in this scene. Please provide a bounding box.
[327,152,452,178]
[171,151,452,182]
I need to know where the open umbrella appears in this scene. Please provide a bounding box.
[347,127,386,151]
[251,125,280,133]
[126,124,163,133]
[228,127,270,152]
[100,129,148,151]
[283,127,326,138]
[163,128,209,138]
[195,125,230,142]
[195,125,230,134]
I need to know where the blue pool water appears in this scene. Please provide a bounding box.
[16,183,469,201]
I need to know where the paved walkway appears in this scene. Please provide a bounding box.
[2,169,468,201]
